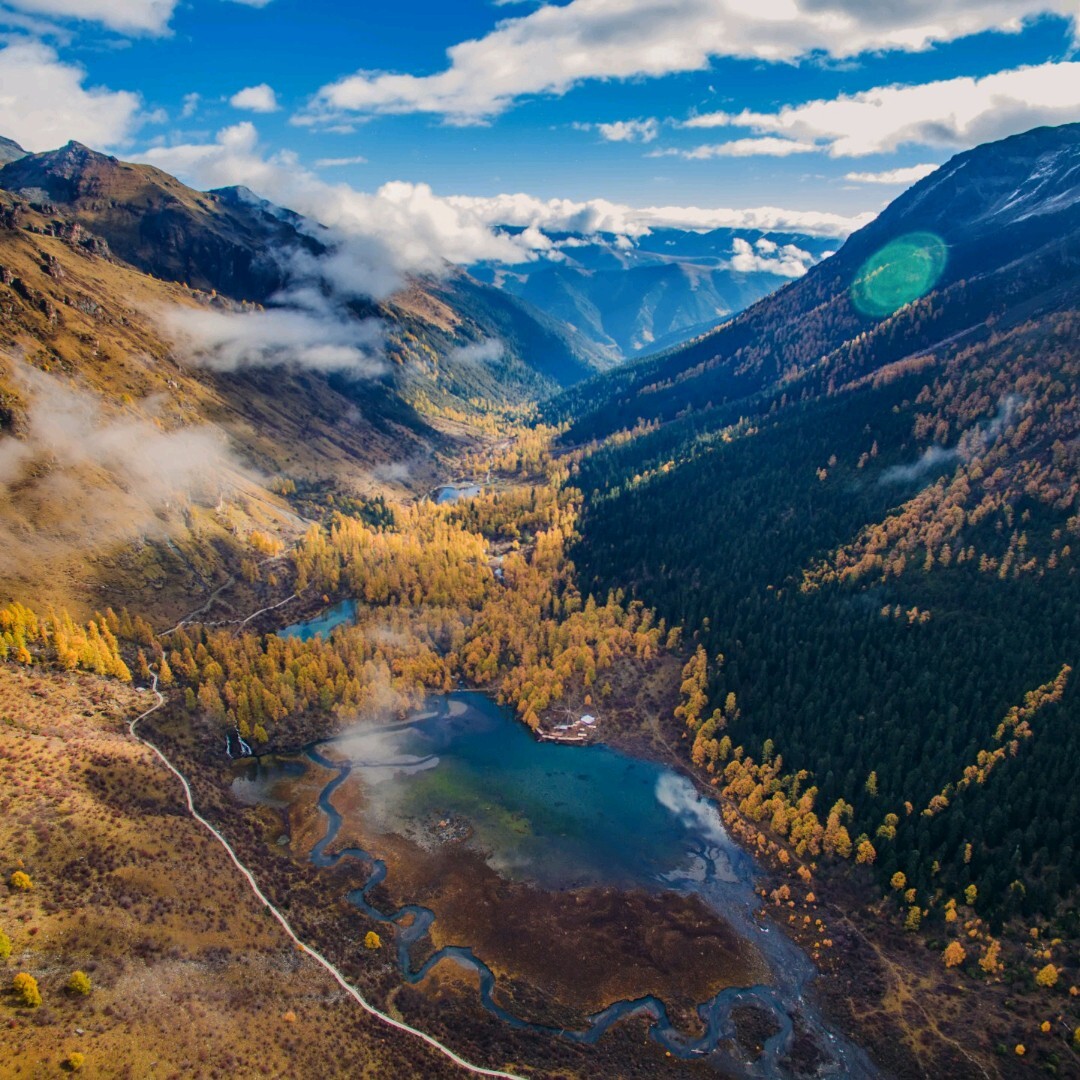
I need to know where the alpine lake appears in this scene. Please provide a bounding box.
[231,637,877,1077]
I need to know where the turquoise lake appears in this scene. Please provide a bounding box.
[314,693,749,892]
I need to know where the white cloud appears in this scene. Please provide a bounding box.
[0,41,142,150]
[136,124,867,313]
[844,163,939,184]
[729,236,816,277]
[302,0,1078,124]
[444,191,870,238]
[139,123,536,298]
[446,339,505,366]
[693,61,1080,157]
[0,0,177,34]
[651,136,819,158]
[595,118,659,143]
[159,295,386,374]
[230,83,279,113]
[314,154,368,167]
[180,92,201,119]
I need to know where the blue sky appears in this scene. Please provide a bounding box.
[0,0,1078,257]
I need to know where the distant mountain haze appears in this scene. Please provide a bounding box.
[471,226,837,360]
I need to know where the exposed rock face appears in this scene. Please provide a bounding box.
[0,141,314,302]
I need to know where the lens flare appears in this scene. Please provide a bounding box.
[851,232,948,318]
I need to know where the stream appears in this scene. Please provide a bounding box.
[234,693,877,1077]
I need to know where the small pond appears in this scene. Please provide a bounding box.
[278,598,358,641]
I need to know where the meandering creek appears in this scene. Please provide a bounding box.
[233,687,876,1077]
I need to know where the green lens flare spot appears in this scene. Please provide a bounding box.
[851,232,948,318]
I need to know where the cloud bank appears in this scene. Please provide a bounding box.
[683,61,1080,157]
[303,0,1077,124]
[445,191,870,238]
[159,297,387,375]
[138,122,866,316]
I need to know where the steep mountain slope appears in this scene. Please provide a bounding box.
[0,135,26,166]
[553,123,1080,440]
[559,123,1080,933]
[0,142,603,402]
[0,142,312,300]
[473,226,835,360]
[0,142,605,620]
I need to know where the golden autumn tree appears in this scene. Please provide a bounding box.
[943,942,966,968]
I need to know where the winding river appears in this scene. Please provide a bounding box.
[234,691,877,1076]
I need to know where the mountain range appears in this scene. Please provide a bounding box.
[2,112,1079,1080]
[471,225,837,360]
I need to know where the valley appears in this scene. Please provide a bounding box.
[1,115,1078,1080]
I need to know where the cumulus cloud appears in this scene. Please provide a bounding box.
[136,123,866,320]
[687,61,1080,157]
[301,0,1077,124]
[0,41,142,150]
[729,236,817,277]
[159,296,387,375]
[230,83,280,113]
[0,0,177,34]
[140,123,534,299]
[591,118,659,143]
[845,163,940,184]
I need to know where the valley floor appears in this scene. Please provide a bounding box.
[2,426,1075,1080]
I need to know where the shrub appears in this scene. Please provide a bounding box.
[66,971,91,996]
[64,1052,85,1072]
[943,941,966,968]
[13,971,41,1007]
[9,871,32,891]
[364,931,382,950]
[0,929,11,960]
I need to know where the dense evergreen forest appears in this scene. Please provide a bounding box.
[558,125,1080,937]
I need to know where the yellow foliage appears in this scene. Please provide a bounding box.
[942,941,966,968]
[1035,964,1059,988]
[12,971,41,1007]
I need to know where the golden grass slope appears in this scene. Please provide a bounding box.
[0,664,461,1079]
[0,193,449,620]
